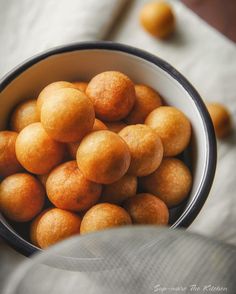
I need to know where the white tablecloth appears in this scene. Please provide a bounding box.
[0,0,236,285]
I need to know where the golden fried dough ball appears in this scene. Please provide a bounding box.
[206,103,232,138]
[30,209,50,247]
[37,81,75,114]
[34,208,81,248]
[100,174,137,204]
[67,119,107,159]
[77,130,131,184]
[140,158,192,207]
[86,71,136,121]
[46,161,101,212]
[119,124,163,176]
[145,106,191,156]
[0,173,45,222]
[72,81,88,92]
[0,131,23,178]
[41,88,95,142]
[140,1,175,38]
[123,193,169,225]
[80,203,132,234]
[10,99,40,132]
[15,122,65,175]
[106,121,127,133]
[125,84,162,124]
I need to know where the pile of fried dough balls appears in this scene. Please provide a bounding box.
[0,71,195,249]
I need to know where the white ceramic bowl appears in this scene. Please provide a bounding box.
[0,42,216,255]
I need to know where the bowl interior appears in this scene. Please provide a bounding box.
[0,45,212,252]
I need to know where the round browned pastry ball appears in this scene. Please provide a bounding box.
[140,158,192,207]
[30,209,50,246]
[80,203,132,234]
[125,84,162,124]
[123,193,169,225]
[119,124,163,176]
[67,119,107,159]
[10,99,40,132]
[140,1,175,38]
[37,81,75,114]
[0,173,45,222]
[100,174,137,204]
[41,88,95,142]
[77,130,131,184]
[86,71,136,121]
[15,122,65,175]
[32,208,81,248]
[72,81,88,92]
[46,161,102,212]
[206,103,232,138]
[145,106,191,156]
[0,131,23,178]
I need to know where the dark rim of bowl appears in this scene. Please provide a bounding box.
[0,41,217,256]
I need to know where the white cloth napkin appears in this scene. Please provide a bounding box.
[0,0,236,284]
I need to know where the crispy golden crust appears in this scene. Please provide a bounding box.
[140,1,175,38]
[123,193,169,225]
[10,99,40,132]
[100,174,137,204]
[15,122,65,175]
[145,106,191,156]
[41,88,95,143]
[46,161,101,212]
[125,84,162,124]
[72,81,88,92]
[76,130,131,184]
[106,121,127,133]
[35,208,81,249]
[30,208,50,247]
[0,131,23,178]
[80,203,132,234]
[119,124,163,176]
[37,81,75,114]
[0,173,45,222]
[206,103,232,138]
[140,158,192,207]
[86,71,136,121]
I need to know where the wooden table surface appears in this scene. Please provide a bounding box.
[181,0,236,43]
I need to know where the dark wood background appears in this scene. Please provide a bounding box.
[181,0,236,43]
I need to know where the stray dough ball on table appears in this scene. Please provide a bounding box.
[0,131,23,178]
[67,118,107,159]
[41,88,95,142]
[125,84,162,124]
[86,71,136,121]
[119,124,163,176]
[15,122,65,175]
[46,161,102,212]
[206,103,232,138]
[100,174,137,204]
[37,81,75,114]
[0,173,45,222]
[77,130,131,184]
[139,158,192,207]
[80,203,132,234]
[140,1,175,38]
[33,208,81,249]
[106,121,127,133]
[10,99,40,132]
[72,81,88,92]
[123,193,169,225]
[145,106,191,156]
